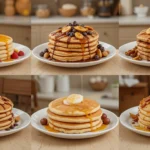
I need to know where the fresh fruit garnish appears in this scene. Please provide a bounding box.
[15,116,20,122]
[40,51,44,57]
[62,26,71,33]
[18,51,24,56]
[40,118,48,125]
[93,55,100,60]
[97,50,102,58]
[11,51,18,59]
[75,32,84,39]
[14,49,19,53]
[74,26,88,32]
[130,113,139,122]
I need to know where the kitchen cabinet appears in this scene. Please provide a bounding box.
[119,83,148,114]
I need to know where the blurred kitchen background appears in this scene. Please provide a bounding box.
[119,0,150,46]
[34,75,119,115]
[31,0,119,48]
[0,0,31,47]
[0,76,34,114]
[119,75,150,115]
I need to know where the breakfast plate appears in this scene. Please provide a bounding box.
[0,108,30,137]
[119,41,150,67]
[31,108,119,139]
[32,42,116,68]
[120,106,150,137]
[0,43,31,67]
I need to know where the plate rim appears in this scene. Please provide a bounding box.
[120,106,150,135]
[31,107,119,138]
[32,41,116,67]
[119,41,150,65]
[0,108,31,135]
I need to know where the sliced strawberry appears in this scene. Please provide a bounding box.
[11,52,19,59]
[18,51,24,56]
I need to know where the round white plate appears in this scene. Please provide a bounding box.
[32,42,116,68]
[119,41,150,67]
[120,106,150,137]
[31,108,119,139]
[0,108,30,137]
[0,43,31,67]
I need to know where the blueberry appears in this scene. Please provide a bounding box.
[83,32,87,36]
[73,21,78,26]
[44,48,48,53]
[87,31,92,35]
[69,32,74,37]
[40,52,44,57]
[100,46,105,52]
[68,23,72,26]
[97,44,102,49]
[94,55,100,60]
[66,32,70,36]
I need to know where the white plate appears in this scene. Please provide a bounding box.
[120,106,150,137]
[0,43,31,67]
[32,42,116,68]
[119,41,150,67]
[31,108,119,139]
[0,108,30,137]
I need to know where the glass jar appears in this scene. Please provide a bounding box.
[35,4,50,18]
[80,0,96,17]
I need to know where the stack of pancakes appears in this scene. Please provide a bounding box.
[0,96,15,130]
[48,23,99,62]
[138,96,150,130]
[137,28,150,60]
[0,34,14,61]
[47,97,103,134]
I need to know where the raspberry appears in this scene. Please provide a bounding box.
[11,52,19,59]
[18,51,24,56]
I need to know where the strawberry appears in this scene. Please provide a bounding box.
[18,51,24,56]
[11,51,19,59]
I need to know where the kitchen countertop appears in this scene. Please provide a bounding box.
[31,16,118,25]
[0,58,31,75]
[31,51,150,75]
[0,126,31,150]
[32,125,119,150]
[0,15,30,26]
[120,124,150,150]
[119,15,150,26]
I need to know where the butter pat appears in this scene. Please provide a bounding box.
[63,94,83,105]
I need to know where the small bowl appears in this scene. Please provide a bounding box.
[90,82,108,91]
[59,8,77,17]
[134,6,149,17]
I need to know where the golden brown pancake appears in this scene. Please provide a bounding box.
[137,29,150,43]
[47,109,102,123]
[49,97,100,116]
[137,41,150,49]
[49,121,102,134]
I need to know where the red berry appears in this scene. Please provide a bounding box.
[11,52,19,59]
[18,51,24,56]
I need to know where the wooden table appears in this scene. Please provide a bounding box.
[32,126,119,150]
[31,51,150,75]
[0,58,31,75]
[0,126,31,150]
[120,124,150,150]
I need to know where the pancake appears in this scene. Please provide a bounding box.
[0,34,13,46]
[137,29,150,43]
[0,114,13,122]
[47,109,102,123]
[48,118,101,130]
[137,45,150,53]
[49,97,100,116]
[0,96,13,113]
[0,111,11,118]
[137,41,150,49]
[49,121,102,134]
[137,52,150,61]
[0,118,15,131]
[138,96,150,129]
[49,39,98,49]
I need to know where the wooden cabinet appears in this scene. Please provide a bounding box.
[119,25,150,46]
[31,23,118,49]
[119,83,148,114]
[0,25,31,48]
